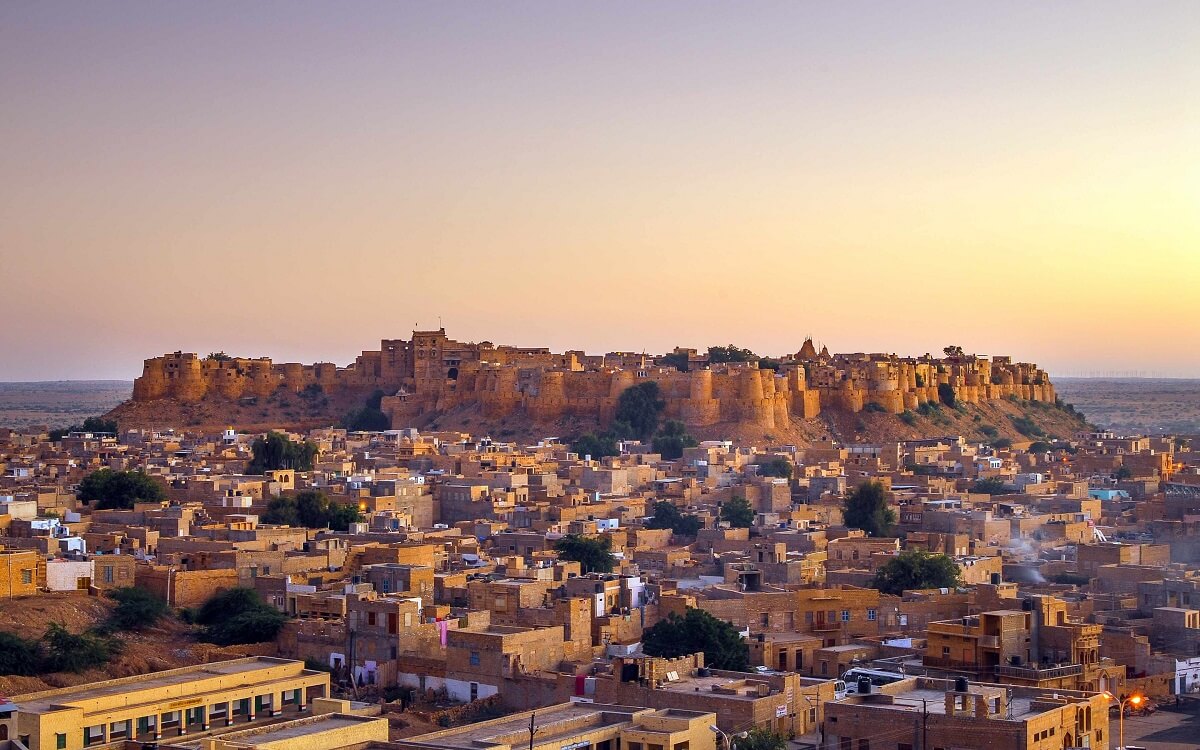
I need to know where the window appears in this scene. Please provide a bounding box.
[56,733,67,750]
[629,744,643,750]
[84,725,105,747]
[841,610,850,622]
[942,647,950,657]
[109,720,129,739]
[867,609,877,621]
[404,612,412,627]
[761,613,769,627]
[469,650,480,666]
[469,682,479,701]
[857,741,869,750]
[674,743,689,750]
[805,611,813,624]
[103,566,114,583]
[20,569,32,585]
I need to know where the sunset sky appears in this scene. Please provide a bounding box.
[2,1,1197,380]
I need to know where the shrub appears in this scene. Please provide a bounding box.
[899,411,917,426]
[42,623,121,673]
[107,586,169,631]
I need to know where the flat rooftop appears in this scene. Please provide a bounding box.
[15,658,317,715]
[403,703,618,750]
[837,684,1069,720]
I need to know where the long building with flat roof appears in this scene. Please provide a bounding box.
[9,657,330,750]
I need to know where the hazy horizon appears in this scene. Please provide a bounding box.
[2,1,1197,380]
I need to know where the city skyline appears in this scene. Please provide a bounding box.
[2,1,1197,380]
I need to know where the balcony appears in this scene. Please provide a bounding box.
[995,663,1082,681]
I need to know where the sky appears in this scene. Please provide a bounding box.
[1,1,1197,380]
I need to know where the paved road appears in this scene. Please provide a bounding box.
[1122,704,1200,749]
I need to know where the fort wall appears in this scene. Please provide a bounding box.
[130,330,1057,429]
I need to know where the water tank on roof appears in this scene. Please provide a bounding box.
[857,676,872,695]
[955,677,969,693]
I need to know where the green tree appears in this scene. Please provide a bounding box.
[107,586,169,631]
[842,481,896,537]
[641,608,749,671]
[732,727,788,750]
[720,496,755,529]
[754,457,793,479]
[571,432,620,459]
[1114,466,1133,480]
[195,588,287,645]
[937,383,957,408]
[871,550,961,595]
[942,345,965,359]
[660,351,690,372]
[646,501,703,537]
[971,477,1012,495]
[614,382,666,440]
[247,432,318,473]
[205,351,232,361]
[262,490,361,531]
[553,534,616,574]
[78,469,166,510]
[707,345,760,364]
[343,390,390,431]
[42,623,120,673]
[652,420,698,460]
[1027,441,1051,453]
[0,631,43,675]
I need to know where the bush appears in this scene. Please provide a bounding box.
[972,477,1012,495]
[107,586,169,631]
[899,410,917,426]
[1011,416,1045,437]
[646,501,703,537]
[196,588,287,645]
[42,623,121,673]
[937,383,957,408]
[863,402,888,414]
[0,631,44,675]
[754,457,793,479]
[571,432,620,459]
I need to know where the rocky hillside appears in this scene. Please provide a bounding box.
[107,387,1089,448]
[0,593,273,696]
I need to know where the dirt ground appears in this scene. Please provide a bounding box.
[0,592,274,696]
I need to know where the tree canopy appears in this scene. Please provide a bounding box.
[707,345,760,364]
[754,457,793,479]
[343,390,390,431]
[651,420,698,460]
[261,490,362,531]
[49,416,118,440]
[732,728,788,750]
[247,432,318,474]
[842,481,896,537]
[971,477,1012,495]
[641,608,749,671]
[937,382,957,408]
[614,382,666,440]
[646,501,703,537]
[571,432,621,459]
[553,534,616,574]
[78,469,166,510]
[107,586,169,631]
[195,588,287,645]
[720,496,755,529]
[0,631,43,676]
[42,623,121,673]
[872,550,961,595]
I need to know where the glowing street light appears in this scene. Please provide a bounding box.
[1103,691,1145,750]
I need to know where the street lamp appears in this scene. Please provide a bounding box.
[708,725,731,750]
[1103,691,1145,750]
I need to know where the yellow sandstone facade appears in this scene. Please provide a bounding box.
[130,330,1055,429]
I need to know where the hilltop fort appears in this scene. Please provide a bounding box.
[120,329,1057,437]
